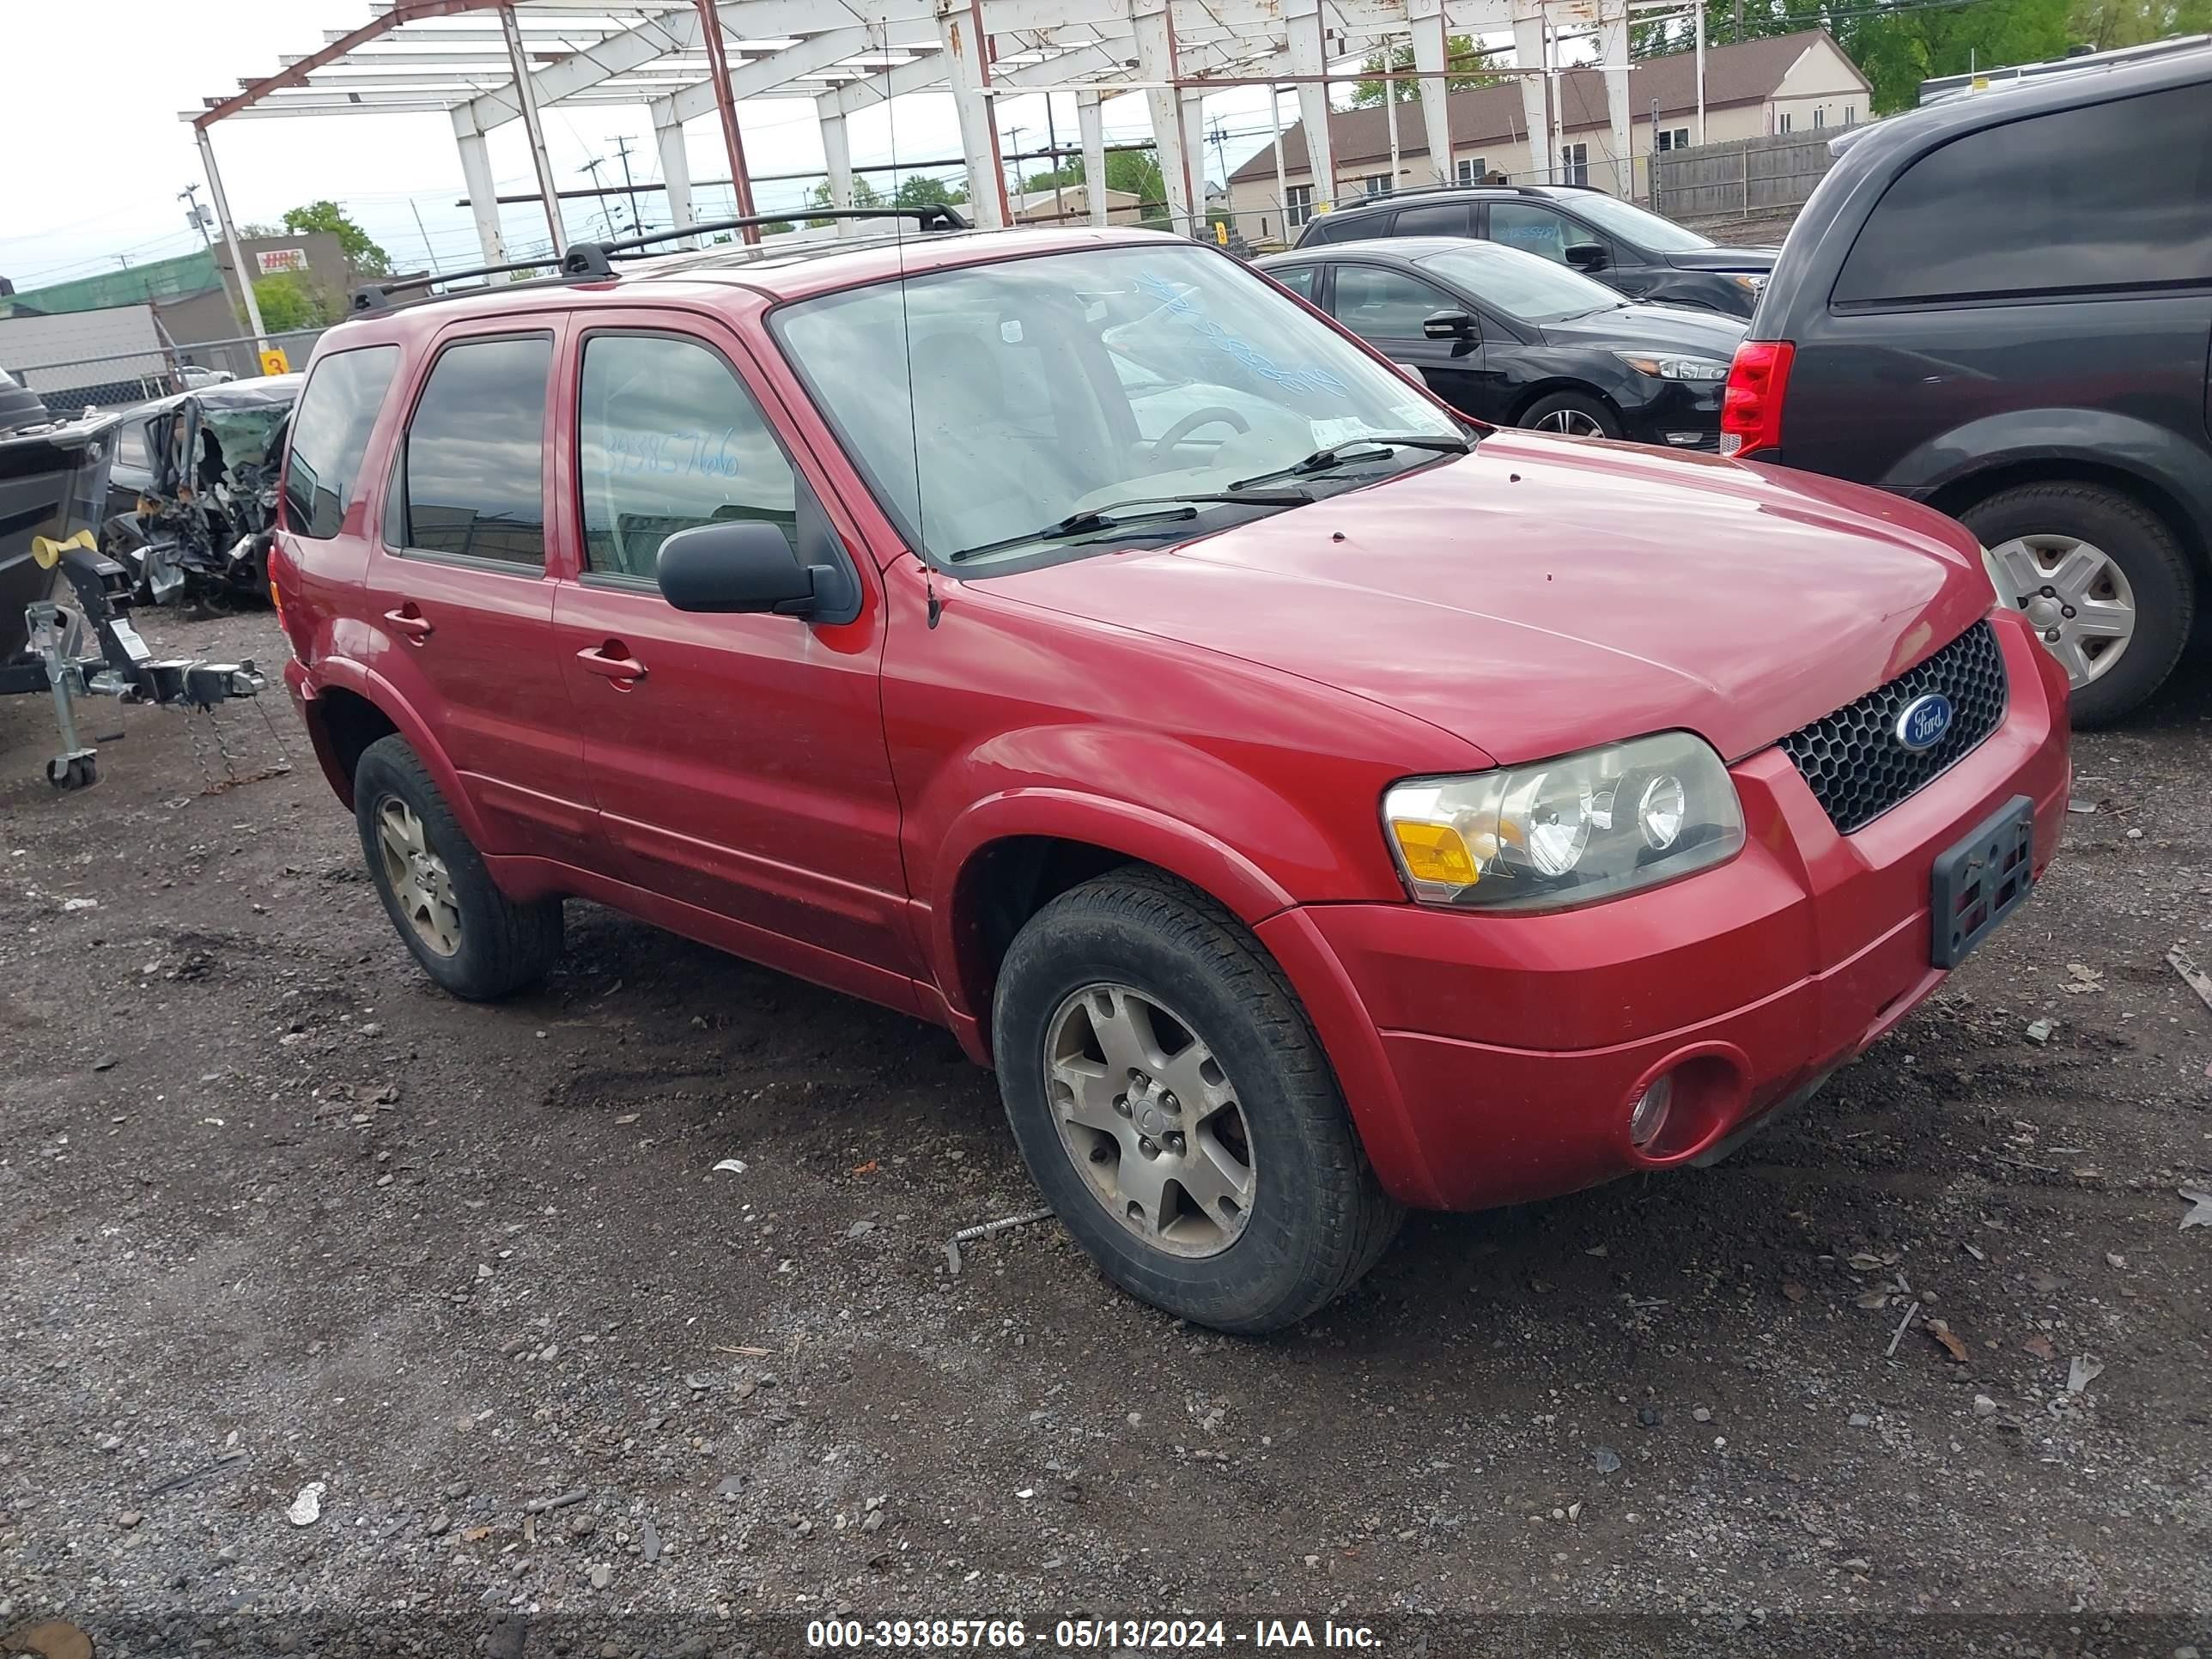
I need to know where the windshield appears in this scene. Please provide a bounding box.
[1413,244,1627,323]
[773,243,1463,568]
[1563,194,1713,252]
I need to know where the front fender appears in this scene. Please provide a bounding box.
[1881,408,2212,527]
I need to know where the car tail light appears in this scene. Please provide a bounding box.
[1718,340,1794,459]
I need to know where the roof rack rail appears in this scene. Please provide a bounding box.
[349,205,971,315]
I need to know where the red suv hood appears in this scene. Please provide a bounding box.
[993,433,1994,766]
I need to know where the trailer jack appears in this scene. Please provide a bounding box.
[3,533,264,792]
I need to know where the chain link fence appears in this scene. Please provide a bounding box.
[15,327,325,415]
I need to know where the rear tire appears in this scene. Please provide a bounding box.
[1518,390,1621,441]
[1962,482,2194,727]
[354,734,562,1000]
[992,869,1401,1334]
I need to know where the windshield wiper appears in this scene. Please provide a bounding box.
[945,489,1312,563]
[1228,432,1472,492]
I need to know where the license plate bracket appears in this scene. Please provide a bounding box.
[1930,794,2034,969]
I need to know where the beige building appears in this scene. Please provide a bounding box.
[1229,28,1873,246]
[1008,183,1146,225]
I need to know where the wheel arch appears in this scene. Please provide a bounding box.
[933,793,1305,1065]
[1925,455,2209,582]
[299,661,492,847]
[1504,379,1624,430]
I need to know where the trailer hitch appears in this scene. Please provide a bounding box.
[3,533,266,792]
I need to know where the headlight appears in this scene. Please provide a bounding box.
[1729,272,1770,295]
[1613,352,1731,383]
[1382,732,1744,910]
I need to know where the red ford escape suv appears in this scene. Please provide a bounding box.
[271,210,2069,1334]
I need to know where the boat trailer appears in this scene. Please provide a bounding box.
[3,532,264,791]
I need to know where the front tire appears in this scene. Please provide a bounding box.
[1964,483,2194,727]
[354,735,562,1000]
[1518,390,1620,441]
[992,870,1401,1334]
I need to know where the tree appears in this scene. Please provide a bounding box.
[805,173,884,227]
[1630,0,2081,113]
[1350,34,1492,105]
[244,271,336,331]
[892,173,967,208]
[276,200,392,277]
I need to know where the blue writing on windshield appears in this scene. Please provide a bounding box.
[1134,271,1349,398]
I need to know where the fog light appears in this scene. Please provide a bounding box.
[1628,1073,1674,1149]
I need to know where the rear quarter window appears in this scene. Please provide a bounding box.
[1303,211,1376,246]
[283,343,401,538]
[1833,83,2212,307]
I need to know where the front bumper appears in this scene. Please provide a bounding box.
[1620,380,1723,451]
[1256,613,2070,1212]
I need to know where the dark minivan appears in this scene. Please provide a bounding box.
[1722,50,2212,724]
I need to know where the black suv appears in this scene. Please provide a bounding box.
[1725,50,2212,724]
[1294,184,1777,317]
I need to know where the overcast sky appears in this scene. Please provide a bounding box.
[3,0,1310,294]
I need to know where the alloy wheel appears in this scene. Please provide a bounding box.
[374,796,463,957]
[1986,532,2136,686]
[1044,983,1256,1257]
[1530,407,1606,437]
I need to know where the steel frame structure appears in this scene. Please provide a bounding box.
[187,0,1659,346]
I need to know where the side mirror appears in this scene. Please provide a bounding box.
[657,519,831,617]
[1421,308,1480,342]
[1563,241,1607,272]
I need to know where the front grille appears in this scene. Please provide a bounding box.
[1779,620,2008,834]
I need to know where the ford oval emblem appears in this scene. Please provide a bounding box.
[1895,693,1954,751]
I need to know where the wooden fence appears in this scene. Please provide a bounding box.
[1650,131,1841,222]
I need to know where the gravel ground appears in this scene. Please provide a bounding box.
[2,609,2209,1659]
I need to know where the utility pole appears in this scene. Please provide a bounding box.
[1006,124,1027,216]
[1045,96,1066,224]
[611,135,646,234]
[179,184,213,248]
[410,200,443,274]
[580,155,618,237]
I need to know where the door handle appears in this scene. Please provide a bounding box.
[384,605,433,643]
[576,642,647,685]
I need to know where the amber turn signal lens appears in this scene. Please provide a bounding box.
[1388,819,1478,887]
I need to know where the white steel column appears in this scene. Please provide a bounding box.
[1182,88,1210,231]
[194,126,266,349]
[1598,0,1633,195]
[1268,82,1289,235]
[935,0,1009,228]
[1133,0,1199,236]
[818,100,861,237]
[1285,0,1334,214]
[1408,0,1454,185]
[453,113,508,269]
[1076,89,1109,226]
[1694,0,1708,143]
[499,3,566,256]
[650,97,696,246]
[1385,73,1401,192]
[1510,3,1551,183]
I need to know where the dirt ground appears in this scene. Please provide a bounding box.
[3,607,2209,1659]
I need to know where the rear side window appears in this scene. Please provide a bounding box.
[1302,212,1367,246]
[576,332,797,580]
[395,334,551,567]
[1392,203,1474,238]
[1834,84,2212,307]
[283,343,399,538]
